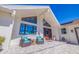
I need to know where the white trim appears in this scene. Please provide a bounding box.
[0,6,13,13]
[39,9,48,16]
[21,21,37,26]
[2,5,50,10]
[48,6,60,26]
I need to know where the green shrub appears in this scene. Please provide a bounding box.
[0,36,5,45]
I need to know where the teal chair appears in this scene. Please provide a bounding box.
[20,36,32,47]
[36,36,44,44]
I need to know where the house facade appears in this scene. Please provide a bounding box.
[61,20,79,44]
[0,5,60,51]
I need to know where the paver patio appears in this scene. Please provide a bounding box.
[1,41,79,54]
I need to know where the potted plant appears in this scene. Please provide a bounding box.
[0,36,5,51]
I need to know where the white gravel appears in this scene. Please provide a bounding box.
[1,41,79,54]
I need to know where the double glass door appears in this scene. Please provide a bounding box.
[43,28,52,40]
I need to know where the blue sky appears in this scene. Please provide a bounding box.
[9,4,79,24]
[50,4,79,24]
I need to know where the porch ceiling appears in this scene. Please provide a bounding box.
[2,5,49,16]
[15,8,48,16]
[0,6,12,13]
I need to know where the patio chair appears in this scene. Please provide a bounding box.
[36,36,44,44]
[19,36,32,47]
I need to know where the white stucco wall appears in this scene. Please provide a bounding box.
[68,25,78,44]
[0,11,13,51]
[61,25,78,44]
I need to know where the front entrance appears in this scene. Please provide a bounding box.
[43,28,52,41]
[74,27,79,44]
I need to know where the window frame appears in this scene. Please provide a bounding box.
[21,16,37,24]
[61,28,67,34]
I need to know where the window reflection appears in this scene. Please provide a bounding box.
[19,23,37,35]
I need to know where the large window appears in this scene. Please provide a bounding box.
[61,28,67,34]
[22,16,37,24]
[19,23,25,34]
[19,23,37,35]
[43,19,51,27]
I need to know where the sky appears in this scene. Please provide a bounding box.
[4,4,79,24]
[50,4,79,24]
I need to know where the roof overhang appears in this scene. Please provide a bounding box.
[2,5,50,17]
[6,5,49,16]
[0,5,60,26]
[0,6,13,13]
[15,8,48,17]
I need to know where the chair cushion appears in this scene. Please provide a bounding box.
[21,36,31,44]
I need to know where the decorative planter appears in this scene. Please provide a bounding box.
[31,40,36,45]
